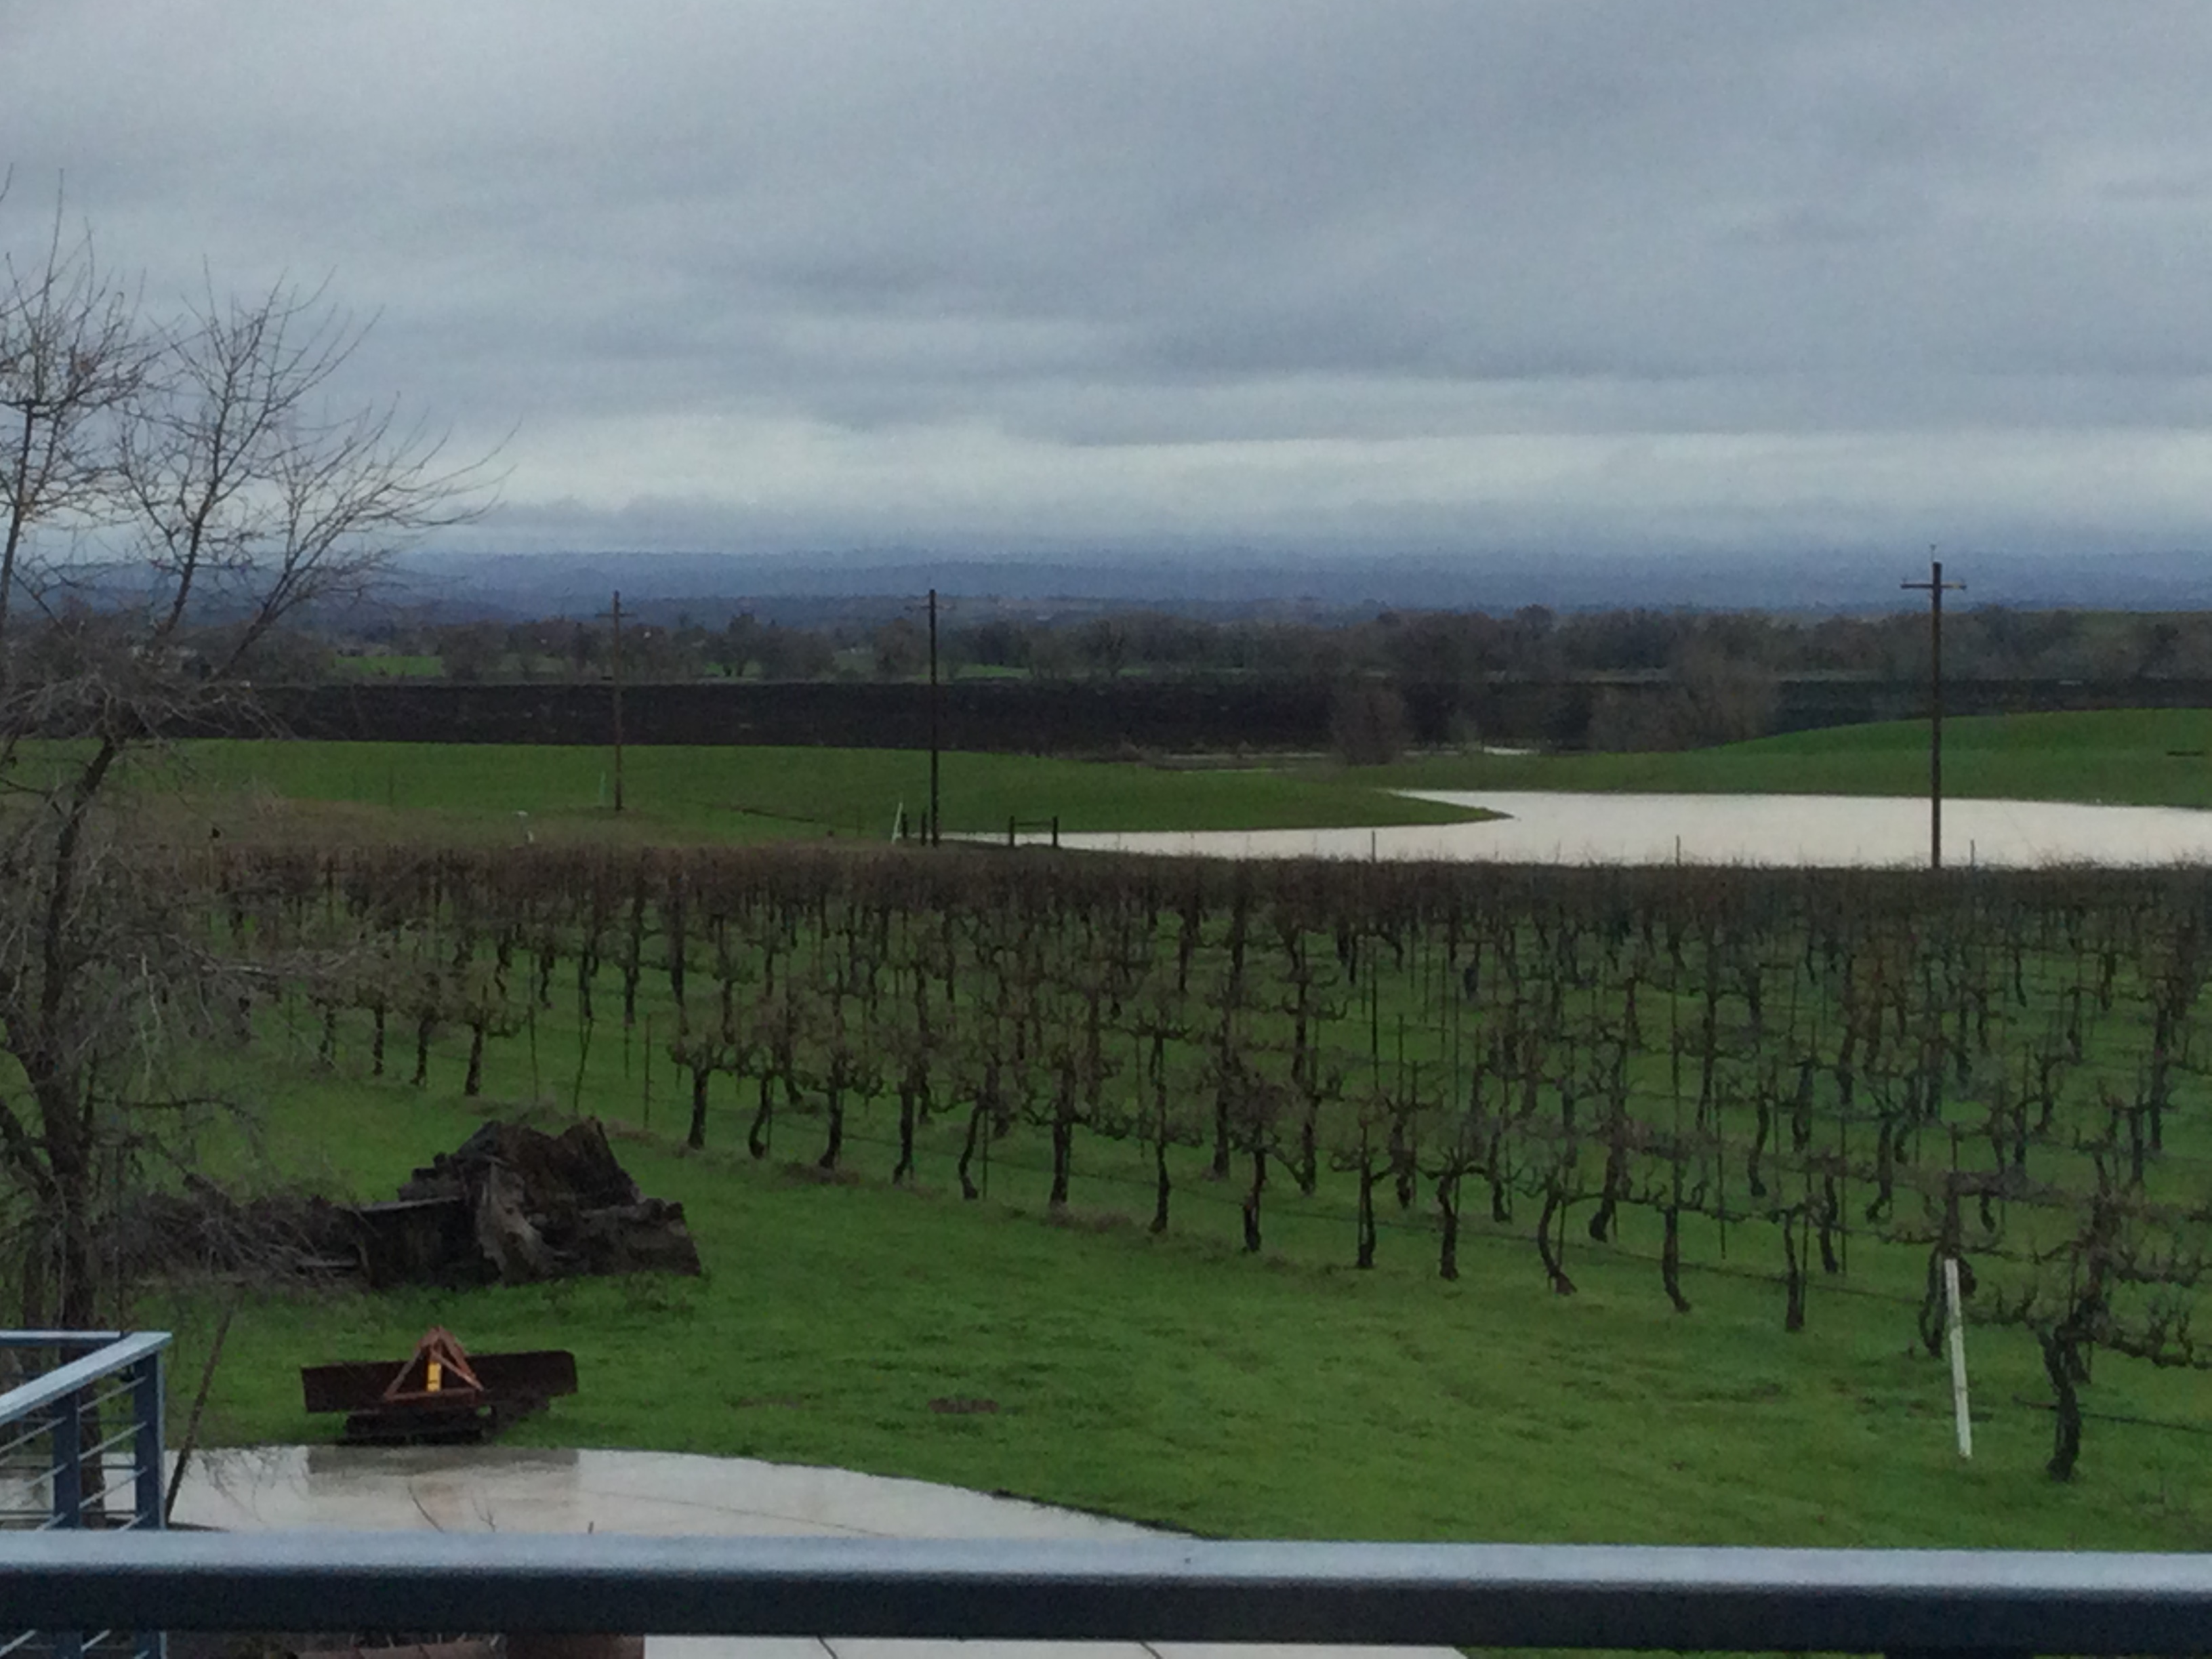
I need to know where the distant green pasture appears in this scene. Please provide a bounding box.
[167,739,1484,844]
[327,654,445,678]
[1359,710,2212,808]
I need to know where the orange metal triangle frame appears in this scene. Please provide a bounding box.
[382,1326,487,1404]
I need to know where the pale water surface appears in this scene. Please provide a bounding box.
[1052,792,2212,867]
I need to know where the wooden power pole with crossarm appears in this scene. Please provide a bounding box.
[1902,555,1965,869]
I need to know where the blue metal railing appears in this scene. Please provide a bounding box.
[0,1331,167,1659]
[4,1532,2212,1655]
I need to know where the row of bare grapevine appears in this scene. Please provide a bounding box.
[208,842,2212,1479]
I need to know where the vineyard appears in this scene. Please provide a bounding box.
[188,842,2212,1483]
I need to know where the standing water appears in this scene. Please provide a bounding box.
[1050,792,2212,867]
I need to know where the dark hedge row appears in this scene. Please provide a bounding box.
[182,674,2212,750]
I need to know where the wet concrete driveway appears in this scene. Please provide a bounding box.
[174,1447,1447,1659]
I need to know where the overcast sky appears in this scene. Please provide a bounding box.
[10,2,2212,579]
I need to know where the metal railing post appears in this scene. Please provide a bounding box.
[49,1390,85,1659]
[130,1354,163,1532]
[131,1349,167,1659]
[50,1387,83,1529]
[0,1332,170,1659]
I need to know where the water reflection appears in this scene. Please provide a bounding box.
[1054,792,2212,867]
[176,1444,1152,1538]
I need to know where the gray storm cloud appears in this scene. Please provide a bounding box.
[7,1,2212,565]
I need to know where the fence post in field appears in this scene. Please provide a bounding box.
[1944,1254,1973,1458]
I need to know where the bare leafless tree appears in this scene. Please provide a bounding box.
[118,279,485,681]
[0,189,493,1326]
[0,192,145,689]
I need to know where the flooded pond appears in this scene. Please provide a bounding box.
[1054,792,2212,868]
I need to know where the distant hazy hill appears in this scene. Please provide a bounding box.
[388,546,2212,623]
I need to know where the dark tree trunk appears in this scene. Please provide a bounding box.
[893,1081,918,1185]
[1782,1209,1807,1333]
[1355,1156,1378,1269]
[1241,1144,1263,1252]
[1586,1193,1615,1243]
[1050,1080,1074,1209]
[1209,1072,1233,1180]
[1591,1098,1629,1242]
[412,1012,434,1087]
[1436,1170,1460,1281]
[1661,1204,1692,1313]
[1150,1134,1171,1234]
[688,1065,710,1150]
[1536,1188,1576,1294]
[370,1002,386,1076]
[464,1023,485,1097]
[818,1086,843,1172]
[1919,1195,1964,1357]
[1818,1176,1842,1274]
[958,1099,986,1200]
[621,884,646,1027]
[1588,1124,1624,1244]
[747,1072,774,1159]
[2041,1330,2085,1481]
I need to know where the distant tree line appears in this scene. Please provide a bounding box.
[373,602,2212,687]
[291,602,2212,756]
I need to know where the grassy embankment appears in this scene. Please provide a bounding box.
[1359,710,2212,808]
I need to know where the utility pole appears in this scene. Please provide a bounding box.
[927,588,941,847]
[1901,554,1964,869]
[608,589,626,814]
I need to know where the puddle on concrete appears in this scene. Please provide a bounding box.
[1051,791,2212,867]
[176,1444,1151,1539]
[171,1448,1437,1659]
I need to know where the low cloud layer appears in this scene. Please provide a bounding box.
[10,3,2212,581]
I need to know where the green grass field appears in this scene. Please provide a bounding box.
[157,739,1483,844]
[88,710,2212,857]
[328,654,445,679]
[102,709,2212,1555]
[1357,710,2212,807]
[161,965,2212,1554]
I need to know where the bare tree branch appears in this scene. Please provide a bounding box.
[0,188,146,684]
[0,188,497,1326]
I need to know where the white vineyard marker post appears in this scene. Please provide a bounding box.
[1944,1254,1973,1458]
